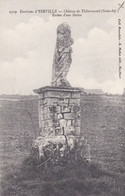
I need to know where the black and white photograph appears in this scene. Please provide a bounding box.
[0,0,125,195]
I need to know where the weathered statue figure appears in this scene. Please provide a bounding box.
[52,23,74,87]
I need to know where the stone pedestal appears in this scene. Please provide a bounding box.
[33,86,83,137]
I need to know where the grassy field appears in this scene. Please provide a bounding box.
[0,98,38,195]
[81,95,125,172]
[0,95,125,195]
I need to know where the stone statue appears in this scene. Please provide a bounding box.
[52,23,74,87]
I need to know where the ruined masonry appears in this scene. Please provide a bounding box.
[33,23,90,161]
[34,86,82,137]
[34,23,83,137]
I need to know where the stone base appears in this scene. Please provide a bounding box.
[33,134,90,162]
[33,86,83,137]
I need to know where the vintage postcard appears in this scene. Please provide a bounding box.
[0,0,125,195]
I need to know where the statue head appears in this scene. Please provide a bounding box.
[57,23,71,36]
[56,23,73,50]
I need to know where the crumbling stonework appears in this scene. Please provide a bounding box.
[34,86,82,137]
[33,23,90,164]
[32,134,91,162]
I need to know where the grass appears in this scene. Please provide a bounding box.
[1,153,125,196]
[0,96,125,195]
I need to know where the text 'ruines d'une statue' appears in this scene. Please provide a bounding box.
[52,23,74,87]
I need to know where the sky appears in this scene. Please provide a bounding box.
[0,0,125,94]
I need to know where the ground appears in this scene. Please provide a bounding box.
[0,95,125,196]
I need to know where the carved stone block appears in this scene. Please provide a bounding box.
[57,98,69,105]
[64,113,74,120]
[61,105,71,113]
[66,119,72,127]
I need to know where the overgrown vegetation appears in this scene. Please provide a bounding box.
[1,150,125,196]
